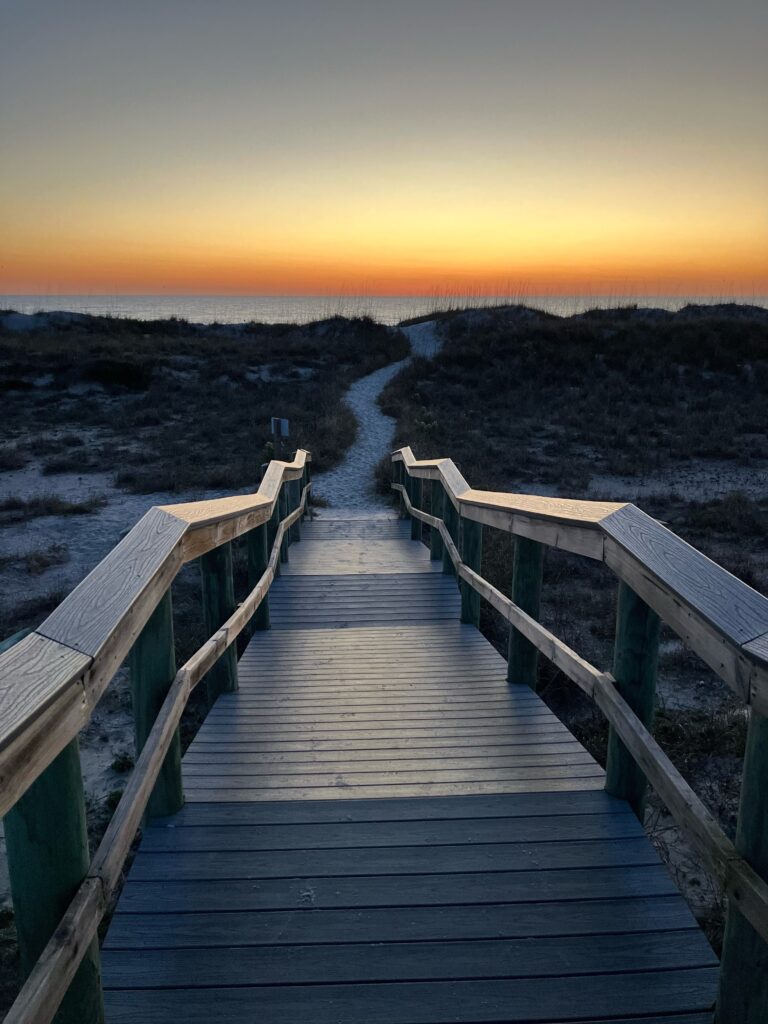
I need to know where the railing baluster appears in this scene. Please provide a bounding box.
[4,740,105,1024]
[247,522,271,632]
[604,580,660,817]
[288,478,301,542]
[717,710,768,1023]
[279,485,290,563]
[129,590,183,818]
[459,515,482,626]
[507,537,544,689]
[267,495,281,576]
[302,463,311,519]
[200,540,238,701]
[429,480,444,561]
[442,489,459,578]
[394,462,407,518]
[409,476,423,542]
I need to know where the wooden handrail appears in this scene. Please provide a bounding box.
[393,446,768,714]
[395,449,768,1021]
[0,450,311,818]
[3,481,310,1024]
[395,476,768,947]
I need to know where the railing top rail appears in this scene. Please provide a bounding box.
[393,446,768,714]
[393,446,625,526]
[0,450,310,817]
[395,475,768,952]
[462,488,625,526]
[160,450,307,527]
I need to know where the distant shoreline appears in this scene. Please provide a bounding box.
[2,294,767,330]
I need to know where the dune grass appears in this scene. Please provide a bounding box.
[0,314,409,494]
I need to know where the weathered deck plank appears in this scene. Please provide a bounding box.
[103,514,717,1022]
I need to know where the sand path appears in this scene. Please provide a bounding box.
[312,321,441,515]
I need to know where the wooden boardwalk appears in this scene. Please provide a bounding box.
[102,515,718,1022]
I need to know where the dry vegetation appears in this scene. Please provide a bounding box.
[380,302,768,948]
[0,313,408,632]
[0,313,408,490]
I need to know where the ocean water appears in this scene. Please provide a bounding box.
[1,293,766,327]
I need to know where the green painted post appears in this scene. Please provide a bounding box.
[267,499,281,577]
[506,537,544,689]
[410,477,423,542]
[200,541,238,703]
[279,486,289,563]
[717,710,768,1023]
[129,591,183,818]
[459,515,482,626]
[288,478,301,542]
[604,581,660,818]
[403,471,415,524]
[301,464,310,519]
[429,480,444,561]
[395,461,407,518]
[442,491,458,577]
[247,522,270,632]
[4,741,105,1024]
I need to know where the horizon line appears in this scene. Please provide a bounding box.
[3,288,768,299]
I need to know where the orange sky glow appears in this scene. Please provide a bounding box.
[1,2,766,297]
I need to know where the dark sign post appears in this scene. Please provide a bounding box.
[270,417,290,460]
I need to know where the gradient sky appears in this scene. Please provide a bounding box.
[1,0,766,295]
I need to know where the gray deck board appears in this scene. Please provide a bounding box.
[134,811,641,852]
[103,513,718,1021]
[103,930,715,987]
[113,863,682,914]
[104,895,696,948]
[105,972,718,1023]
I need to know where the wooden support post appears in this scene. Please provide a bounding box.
[267,500,281,577]
[429,480,444,561]
[506,537,544,689]
[200,541,238,702]
[717,710,768,1023]
[302,464,310,519]
[247,522,270,632]
[459,516,482,626]
[279,486,289,563]
[288,478,301,542]
[604,581,660,818]
[410,477,423,542]
[443,491,458,577]
[128,590,183,818]
[4,741,105,1024]
[395,462,406,518]
[403,471,413,523]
